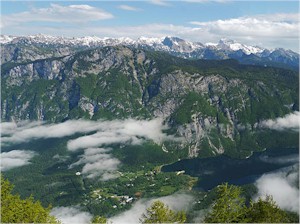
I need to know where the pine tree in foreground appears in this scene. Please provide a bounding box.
[204,183,296,223]
[140,200,186,223]
[1,174,60,223]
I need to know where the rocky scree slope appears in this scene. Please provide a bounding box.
[1,46,298,158]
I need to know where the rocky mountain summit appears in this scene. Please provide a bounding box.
[1,39,298,158]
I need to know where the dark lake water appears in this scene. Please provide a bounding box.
[162,148,299,191]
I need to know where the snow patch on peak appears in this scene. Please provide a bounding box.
[219,38,235,45]
[0,35,17,44]
[137,36,163,45]
[116,37,134,44]
[205,42,218,47]
[214,38,264,55]
[75,36,104,46]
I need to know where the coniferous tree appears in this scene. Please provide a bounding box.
[204,183,296,223]
[246,195,290,223]
[91,215,108,223]
[1,175,60,223]
[140,200,186,223]
[204,183,247,223]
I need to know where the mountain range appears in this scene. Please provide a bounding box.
[1,36,298,158]
[1,34,299,70]
[1,33,299,219]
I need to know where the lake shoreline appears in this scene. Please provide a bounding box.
[161,148,299,191]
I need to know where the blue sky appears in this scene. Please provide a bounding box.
[1,1,299,51]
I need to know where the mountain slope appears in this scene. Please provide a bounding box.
[1,46,298,158]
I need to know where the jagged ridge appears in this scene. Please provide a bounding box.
[1,34,298,70]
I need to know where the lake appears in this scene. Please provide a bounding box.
[161,148,299,190]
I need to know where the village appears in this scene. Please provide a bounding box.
[79,168,193,213]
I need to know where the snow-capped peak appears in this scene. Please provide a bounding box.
[219,38,236,45]
[0,35,16,44]
[1,34,298,69]
[137,36,164,46]
[0,34,269,55]
[27,34,62,44]
[206,38,265,55]
[116,37,134,44]
[205,42,218,47]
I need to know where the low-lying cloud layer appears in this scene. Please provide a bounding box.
[254,166,299,214]
[1,119,175,180]
[67,119,174,151]
[1,120,99,144]
[1,118,174,148]
[259,111,300,131]
[50,193,193,224]
[50,206,93,224]
[259,153,299,165]
[110,193,194,223]
[1,150,36,171]
[69,148,120,180]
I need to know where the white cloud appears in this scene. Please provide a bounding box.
[254,167,299,213]
[69,148,120,180]
[259,111,300,131]
[1,119,174,148]
[259,153,299,164]
[185,0,230,3]
[150,0,171,6]
[79,23,196,39]
[190,13,299,39]
[53,154,70,162]
[0,119,176,180]
[1,120,43,136]
[1,150,36,171]
[1,4,113,28]
[50,206,93,224]
[188,13,299,51]
[67,118,174,151]
[118,5,142,11]
[110,193,194,223]
[1,120,104,145]
[192,209,208,223]
[1,122,17,135]
[50,194,193,224]
[1,119,176,179]
[255,13,299,23]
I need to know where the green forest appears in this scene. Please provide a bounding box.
[2,177,298,223]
